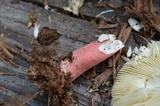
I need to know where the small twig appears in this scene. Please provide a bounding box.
[19,91,43,106]
[89,95,94,106]
[116,52,121,73]
[138,34,150,43]
[112,55,116,82]
[72,33,81,43]
[98,23,119,29]
[0,72,15,76]
[79,9,85,20]
[1,40,33,63]
[96,10,114,18]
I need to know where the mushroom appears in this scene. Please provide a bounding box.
[111,41,160,106]
[60,34,124,80]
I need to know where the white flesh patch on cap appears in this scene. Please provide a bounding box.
[98,34,115,42]
[98,34,109,42]
[98,34,124,54]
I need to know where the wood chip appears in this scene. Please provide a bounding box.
[112,23,132,82]
[0,40,33,63]
[95,3,107,8]
[108,3,121,9]
[0,41,14,63]
[89,69,112,91]
[98,20,119,29]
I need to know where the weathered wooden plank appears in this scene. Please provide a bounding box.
[0,0,99,43]
[0,0,102,57]
[0,60,101,106]
[0,0,105,105]
[0,61,47,106]
[0,88,47,106]
[22,0,127,23]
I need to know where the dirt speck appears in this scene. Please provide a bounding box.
[37,27,60,46]
[28,42,73,106]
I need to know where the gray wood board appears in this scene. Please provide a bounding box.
[23,0,128,23]
[0,0,109,106]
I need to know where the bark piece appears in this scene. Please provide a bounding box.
[0,41,14,62]
[90,69,112,91]
[0,40,33,63]
[98,20,119,29]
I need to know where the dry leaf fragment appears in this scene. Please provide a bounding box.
[27,12,38,28]
[98,20,119,29]
[95,3,107,8]
[108,2,121,9]
[63,0,84,16]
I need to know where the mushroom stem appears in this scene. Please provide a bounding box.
[60,34,124,80]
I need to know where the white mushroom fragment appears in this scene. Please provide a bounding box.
[98,34,124,54]
[128,18,142,32]
[112,41,160,106]
[33,23,40,39]
[127,46,132,57]
[98,34,109,42]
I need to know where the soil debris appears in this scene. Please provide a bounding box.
[28,42,74,106]
[37,27,60,46]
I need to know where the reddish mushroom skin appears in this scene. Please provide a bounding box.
[61,38,122,80]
